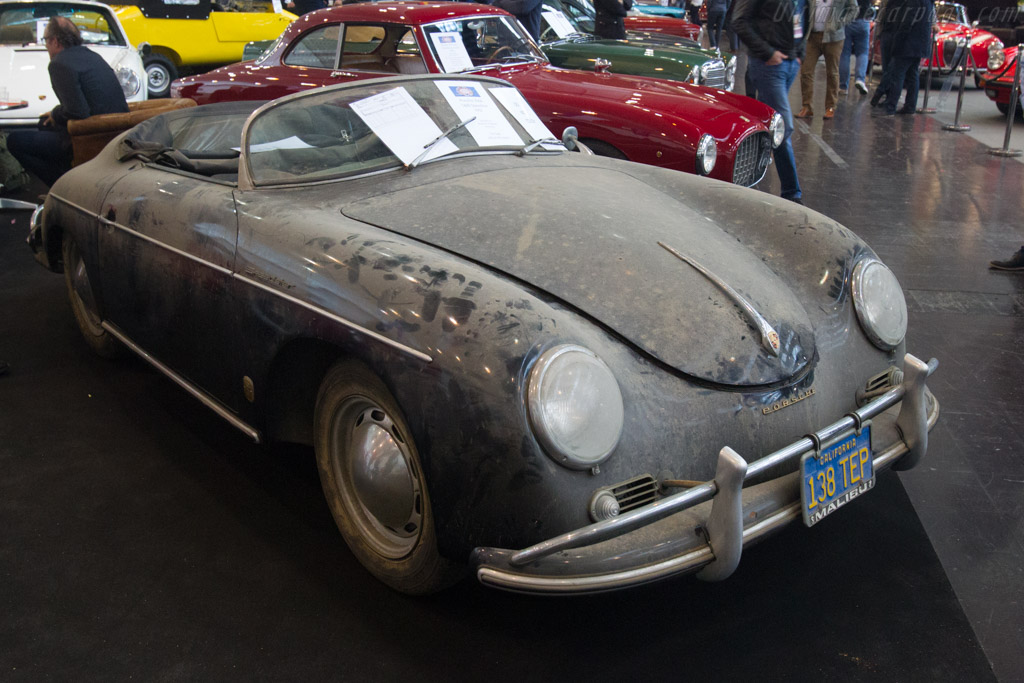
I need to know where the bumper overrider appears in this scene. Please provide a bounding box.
[471,353,939,594]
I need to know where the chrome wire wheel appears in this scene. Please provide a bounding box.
[328,396,422,560]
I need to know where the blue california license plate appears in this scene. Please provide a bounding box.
[800,425,874,527]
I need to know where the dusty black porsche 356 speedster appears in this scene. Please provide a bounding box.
[28,75,939,594]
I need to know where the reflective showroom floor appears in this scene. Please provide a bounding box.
[1,67,1021,680]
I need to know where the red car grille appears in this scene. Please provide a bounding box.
[731,132,772,187]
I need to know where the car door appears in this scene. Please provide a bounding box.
[97,166,244,409]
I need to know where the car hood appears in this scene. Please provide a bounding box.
[341,164,813,387]
[503,64,767,125]
[544,35,712,64]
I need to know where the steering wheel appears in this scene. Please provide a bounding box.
[487,45,516,62]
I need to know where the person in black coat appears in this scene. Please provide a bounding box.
[7,16,129,186]
[594,0,634,39]
[871,0,934,115]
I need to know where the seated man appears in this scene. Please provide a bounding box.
[7,16,129,187]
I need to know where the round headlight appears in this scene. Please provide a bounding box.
[851,258,907,350]
[116,65,141,98]
[988,41,1005,71]
[769,112,785,148]
[527,345,624,470]
[696,134,717,175]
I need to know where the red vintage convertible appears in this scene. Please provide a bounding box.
[979,45,1022,116]
[872,2,1003,80]
[172,2,783,186]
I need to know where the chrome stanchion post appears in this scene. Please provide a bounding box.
[943,30,972,132]
[917,24,936,113]
[988,43,1024,157]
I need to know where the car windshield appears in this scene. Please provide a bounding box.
[935,3,968,24]
[243,77,562,185]
[0,4,126,45]
[421,16,546,73]
[539,0,594,41]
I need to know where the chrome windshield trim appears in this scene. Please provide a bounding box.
[658,242,781,356]
[508,353,938,568]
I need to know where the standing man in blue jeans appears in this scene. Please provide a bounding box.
[732,0,808,204]
[838,0,872,94]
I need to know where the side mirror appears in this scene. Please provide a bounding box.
[971,20,979,28]
[138,42,152,57]
[561,126,579,151]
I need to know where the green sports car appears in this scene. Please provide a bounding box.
[538,0,734,90]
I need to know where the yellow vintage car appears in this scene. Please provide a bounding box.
[113,0,295,97]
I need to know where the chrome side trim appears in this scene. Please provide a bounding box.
[232,274,433,363]
[51,193,97,217]
[658,242,781,356]
[102,322,262,443]
[51,195,433,364]
[99,215,233,276]
[508,353,938,568]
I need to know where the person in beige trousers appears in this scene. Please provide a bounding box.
[795,0,858,119]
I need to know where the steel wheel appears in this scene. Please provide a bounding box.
[314,361,459,593]
[62,233,121,358]
[329,396,422,559]
[145,55,176,98]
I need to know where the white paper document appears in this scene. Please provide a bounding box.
[350,87,457,165]
[542,11,575,39]
[488,87,561,149]
[429,32,475,73]
[435,81,522,147]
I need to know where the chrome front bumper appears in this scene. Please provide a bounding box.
[471,354,939,594]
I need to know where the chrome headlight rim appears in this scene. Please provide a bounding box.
[116,65,142,98]
[988,41,1005,70]
[851,258,908,350]
[769,112,785,148]
[696,133,717,175]
[526,344,624,471]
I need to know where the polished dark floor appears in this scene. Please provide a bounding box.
[1,70,1021,680]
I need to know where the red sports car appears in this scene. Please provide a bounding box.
[172,2,783,186]
[871,1,1003,79]
[979,45,1022,116]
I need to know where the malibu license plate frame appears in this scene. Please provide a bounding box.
[800,423,874,527]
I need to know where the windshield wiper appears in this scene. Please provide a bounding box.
[518,137,562,155]
[408,116,476,168]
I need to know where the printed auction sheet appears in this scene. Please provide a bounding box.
[429,32,475,73]
[435,81,521,147]
[350,87,456,165]
[488,87,561,149]
[541,11,575,39]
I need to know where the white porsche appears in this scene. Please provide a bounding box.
[0,0,147,127]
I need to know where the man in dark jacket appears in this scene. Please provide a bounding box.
[7,16,129,186]
[732,0,808,203]
[871,0,933,115]
[594,0,634,40]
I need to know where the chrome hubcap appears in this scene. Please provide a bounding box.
[332,398,421,559]
[147,66,168,91]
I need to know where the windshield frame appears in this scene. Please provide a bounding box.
[237,75,561,190]
[420,14,548,74]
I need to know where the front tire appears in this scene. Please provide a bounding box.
[62,233,122,358]
[145,55,177,99]
[314,361,458,594]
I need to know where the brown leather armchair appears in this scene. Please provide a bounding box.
[67,98,198,167]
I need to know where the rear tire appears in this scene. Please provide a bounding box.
[314,361,459,594]
[62,233,122,359]
[145,55,177,99]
